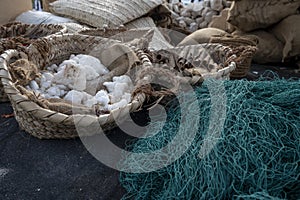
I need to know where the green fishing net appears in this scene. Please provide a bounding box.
[119,76,300,200]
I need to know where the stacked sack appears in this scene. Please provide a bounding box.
[166,0,231,32]
[228,0,300,64]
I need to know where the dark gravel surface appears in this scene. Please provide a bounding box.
[0,103,128,200]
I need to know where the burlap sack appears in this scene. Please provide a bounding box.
[177,28,229,46]
[271,14,300,61]
[228,0,300,32]
[50,0,164,28]
[234,30,284,64]
[208,8,236,33]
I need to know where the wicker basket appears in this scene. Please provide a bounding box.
[148,43,237,84]
[120,43,236,110]
[210,35,258,78]
[0,22,67,102]
[0,34,145,139]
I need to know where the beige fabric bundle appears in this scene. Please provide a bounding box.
[49,0,163,28]
[271,14,300,61]
[228,0,300,32]
[234,30,284,64]
[208,8,235,33]
[177,28,229,46]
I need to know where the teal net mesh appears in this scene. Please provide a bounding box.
[119,76,300,200]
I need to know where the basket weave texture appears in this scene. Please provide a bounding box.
[0,34,145,139]
[50,0,163,28]
[210,35,257,78]
[0,31,239,140]
[148,43,237,84]
[0,22,67,102]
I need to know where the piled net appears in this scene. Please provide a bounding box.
[119,76,300,200]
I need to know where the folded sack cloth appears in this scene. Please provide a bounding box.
[227,0,300,32]
[49,0,164,28]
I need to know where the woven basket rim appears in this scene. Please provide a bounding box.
[0,37,145,134]
[0,23,67,38]
[210,35,258,47]
[209,36,257,79]
[201,61,236,78]
[156,43,237,83]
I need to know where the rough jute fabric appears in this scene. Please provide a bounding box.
[271,14,300,61]
[50,0,164,28]
[228,0,300,32]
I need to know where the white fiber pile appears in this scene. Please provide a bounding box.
[26,54,134,112]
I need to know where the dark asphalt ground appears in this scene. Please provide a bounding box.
[0,103,128,200]
[0,64,299,200]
